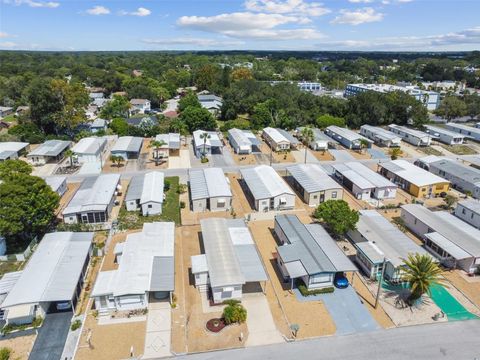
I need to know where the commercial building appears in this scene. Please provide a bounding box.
[344,83,440,110]
[262,127,299,151]
[454,200,480,229]
[63,174,120,225]
[332,162,397,200]
[27,140,71,165]
[378,159,450,197]
[189,168,232,212]
[0,232,93,325]
[240,165,295,212]
[445,123,480,141]
[227,128,261,154]
[154,133,181,157]
[348,210,429,281]
[295,127,332,151]
[388,124,432,146]
[110,136,143,160]
[0,142,29,161]
[415,156,480,199]
[286,164,343,206]
[275,215,357,290]
[45,176,67,197]
[297,81,322,93]
[191,218,267,304]
[325,126,372,150]
[360,125,401,147]
[125,171,165,216]
[401,204,480,274]
[91,222,175,310]
[424,125,465,145]
[192,130,222,158]
[72,136,107,164]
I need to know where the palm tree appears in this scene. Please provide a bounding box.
[149,139,167,166]
[389,147,403,160]
[64,148,75,168]
[401,253,446,304]
[110,154,125,169]
[301,126,314,164]
[200,132,211,158]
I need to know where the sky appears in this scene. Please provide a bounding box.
[0,0,479,51]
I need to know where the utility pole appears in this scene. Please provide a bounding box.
[375,258,387,309]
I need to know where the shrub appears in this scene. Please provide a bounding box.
[296,280,334,297]
[164,179,171,191]
[0,347,11,360]
[222,300,247,324]
[200,157,209,163]
[180,201,186,209]
[71,319,82,331]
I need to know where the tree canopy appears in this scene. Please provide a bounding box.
[313,200,359,236]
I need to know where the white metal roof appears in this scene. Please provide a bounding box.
[228,128,252,149]
[189,168,232,200]
[1,232,93,308]
[111,136,143,153]
[140,171,164,205]
[424,232,471,260]
[193,130,222,148]
[286,164,342,193]
[155,133,181,149]
[332,163,375,190]
[263,127,290,144]
[424,125,465,139]
[72,137,106,155]
[361,125,401,142]
[446,123,480,136]
[0,142,29,153]
[191,254,208,273]
[45,176,66,193]
[457,199,480,215]
[63,174,120,215]
[380,159,448,187]
[240,165,294,200]
[0,271,22,296]
[27,140,70,157]
[326,126,371,142]
[343,162,397,188]
[388,124,431,140]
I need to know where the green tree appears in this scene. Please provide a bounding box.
[199,132,211,158]
[178,92,201,112]
[443,194,457,210]
[388,147,403,160]
[64,148,75,168]
[149,139,167,166]
[300,126,314,163]
[25,78,62,133]
[194,64,218,90]
[222,300,247,324]
[180,106,216,133]
[0,159,32,180]
[313,200,359,236]
[50,79,90,132]
[110,154,125,168]
[101,95,130,119]
[231,68,254,81]
[435,96,468,120]
[109,118,130,136]
[316,114,345,129]
[0,174,60,249]
[402,253,446,304]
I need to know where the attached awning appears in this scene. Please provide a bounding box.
[284,260,308,278]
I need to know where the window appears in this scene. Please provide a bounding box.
[462,208,466,215]
[414,219,417,225]
[313,195,318,199]
[148,204,152,208]
[332,191,337,199]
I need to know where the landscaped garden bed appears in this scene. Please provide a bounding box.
[205,318,227,333]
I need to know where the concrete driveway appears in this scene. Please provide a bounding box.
[242,293,284,347]
[168,149,191,169]
[329,150,355,162]
[291,149,319,164]
[143,300,171,359]
[29,312,72,360]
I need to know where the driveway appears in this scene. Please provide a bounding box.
[294,286,379,335]
[291,149,319,164]
[242,293,284,347]
[29,312,72,360]
[212,147,235,167]
[143,300,171,359]
[367,148,388,160]
[329,150,355,162]
[168,149,191,169]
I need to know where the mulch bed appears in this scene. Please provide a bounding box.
[206,318,227,333]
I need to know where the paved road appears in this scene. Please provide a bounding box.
[29,312,72,360]
[181,320,480,360]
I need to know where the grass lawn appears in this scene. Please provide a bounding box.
[1,114,16,123]
[440,144,477,155]
[418,146,443,156]
[0,260,23,277]
[117,176,181,230]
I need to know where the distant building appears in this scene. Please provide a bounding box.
[27,140,71,165]
[388,124,432,146]
[325,126,372,150]
[126,116,157,128]
[189,168,232,212]
[125,172,164,216]
[424,125,465,145]
[0,142,29,162]
[45,176,67,197]
[129,99,151,115]
[360,125,401,147]
[445,123,480,142]
[344,83,440,110]
[110,136,143,160]
[0,106,14,118]
[197,93,223,115]
[297,82,322,93]
[455,200,480,229]
[90,118,108,133]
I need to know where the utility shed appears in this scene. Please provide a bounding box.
[125,171,164,216]
[110,136,143,160]
[286,164,343,206]
[325,126,372,150]
[348,210,430,281]
[45,176,67,197]
[91,222,175,310]
[424,125,465,145]
[455,199,480,229]
[227,128,261,154]
[401,204,480,274]
[240,165,295,212]
[275,215,357,290]
[27,140,71,165]
[360,125,401,147]
[0,142,29,161]
[189,168,232,212]
[1,232,93,325]
[191,218,267,304]
[63,174,120,225]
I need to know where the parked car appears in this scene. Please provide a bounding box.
[334,273,349,289]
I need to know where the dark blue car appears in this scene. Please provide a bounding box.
[334,273,349,289]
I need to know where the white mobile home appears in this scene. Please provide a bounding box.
[155,133,181,158]
[110,136,143,160]
[45,176,67,197]
[91,222,175,310]
[125,171,164,216]
[27,140,71,165]
[455,200,480,229]
[0,232,93,325]
[325,126,372,150]
[275,215,357,290]
[191,218,267,304]
[348,210,430,281]
[240,165,295,212]
[62,174,120,225]
[286,164,343,206]
[296,127,332,151]
[360,125,401,147]
[401,204,480,274]
[262,127,299,151]
[388,124,432,146]
[189,168,232,212]
[424,125,465,145]
[0,142,29,161]
[227,128,261,154]
[445,123,480,142]
[72,137,107,164]
[192,130,222,157]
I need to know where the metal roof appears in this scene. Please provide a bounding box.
[388,124,431,139]
[277,128,299,145]
[352,210,429,267]
[72,137,106,155]
[91,118,107,128]
[0,271,22,296]
[332,163,375,190]
[228,128,253,149]
[150,256,175,292]
[111,136,143,153]
[355,242,385,265]
[402,204,480,259]
[0,142,29,154]
[191,254,208,273]
[379,160,448,187]
[189,168,232,201]
[193,130,222,148]
[457,199,480,214]
[360,125,401,142]
[297,127,332,143]
[63,174,120,215]
[276,215,357,276]
[263,127,290,144]
[445,123,480,136]
[27,140,70,157]
[286,164,342,193]
[1,232,93,308]
[125,174,144,202]
[199,218,267,288]
[45,176,66,193]
[326,126,371,142]
[139,171,164,205]
[342,162,397,188]
[429,159,480,185]
[155,133,181,149]
[424,125,465,139]
[424,232,471,260]
[240,165,294,200]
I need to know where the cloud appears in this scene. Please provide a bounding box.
[0,41,18,48]
[4,0,59,8]
[86,5,110,15]
[119,7,151,16]
[348,0,374,3]
[0,32,12,38]
[331,7,384,25]
[244,0,330,16]
[142,38,244,47]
